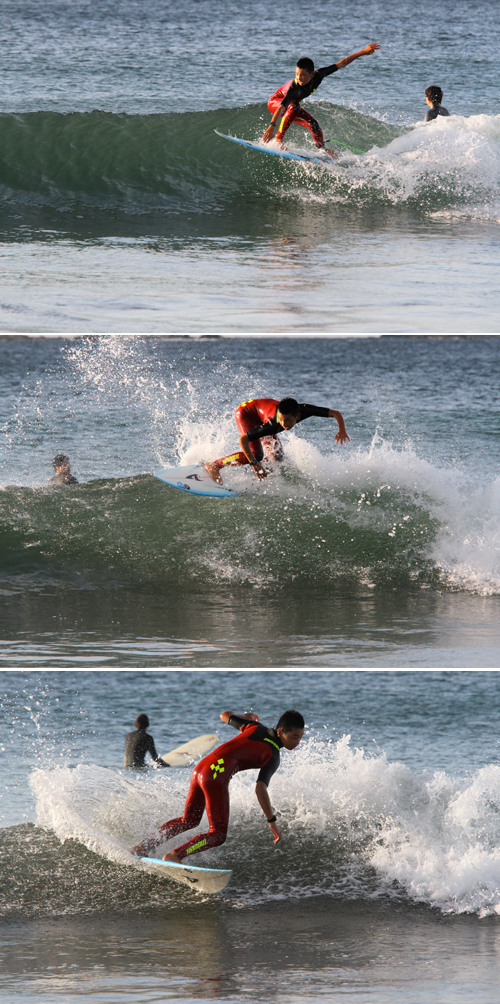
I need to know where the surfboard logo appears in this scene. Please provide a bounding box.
[186,473,203,481]
[176,481,191,490]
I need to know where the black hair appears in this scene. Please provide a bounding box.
[277,709,305,732]
[296,57,315,73]
[53,453,70,469]
[135,713,149,729]
[278,397,300,416]
[425,85,443,106]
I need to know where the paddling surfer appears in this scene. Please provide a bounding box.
[205,396,349,485]
[262,42,380,155]
[131,709,305,860]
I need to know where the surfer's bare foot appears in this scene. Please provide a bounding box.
[163,851,181,863]
[325,148,338,158]
[205,462,223,485]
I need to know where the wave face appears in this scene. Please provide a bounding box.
[2,734,500,918]
[1,107,500,222]
[1,445,500,596]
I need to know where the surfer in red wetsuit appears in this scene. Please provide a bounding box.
[131,709,304,860]
[262,42,380,155]
[205,396,349,485]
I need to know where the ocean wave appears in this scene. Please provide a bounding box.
[0,106,499,219]
[1,436,500,595]
[2,735,499,918]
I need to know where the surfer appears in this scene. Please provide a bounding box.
[124,714,166,768]
[47,454,78,485]
[131,709,305,860]
[205,396,349,484]
[424,85,450,122]
[262,42,380,155]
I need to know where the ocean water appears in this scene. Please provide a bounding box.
[1,333,500,668]
[0,0,499,331]
[2,669,500,1004]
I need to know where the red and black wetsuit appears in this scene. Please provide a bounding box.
[147,716,283,860]
[213,398,330,471]
[269,63,339,148]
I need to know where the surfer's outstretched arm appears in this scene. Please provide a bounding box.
[255,780,282,843]
[328,409,350,445]
[336,42,380,70]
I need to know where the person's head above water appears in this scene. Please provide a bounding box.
[277,397,300,430]
[295,57,315,86]
[52,453,70,472]
[135,713,150,730]
[425,85,443,108]
[276,708,305,749]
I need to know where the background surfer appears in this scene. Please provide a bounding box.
[205,396,350,484]
[132,709,305,861]
[262,42,380,155]
[124,713,166,768]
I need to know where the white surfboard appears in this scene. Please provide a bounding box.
[215,128,334,165]
[140,856,232,894]
[160,733,219,767]
[155,464,239,498]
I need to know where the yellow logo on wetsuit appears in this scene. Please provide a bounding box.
[210,758,225,777]
[186,837,207,855]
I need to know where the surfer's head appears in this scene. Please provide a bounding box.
[276,709,305,750]
[52,453,70,472]
[135,714,149,730]
[425,85,443,108]
[295,57,315,86]
[277,397,300,430]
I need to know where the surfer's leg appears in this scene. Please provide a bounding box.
[291,108,324,148]
[131,770,206,856]
[275,103,298,143]
[205,407,264,482]
[261,434,283,462]
[169,771,231,861]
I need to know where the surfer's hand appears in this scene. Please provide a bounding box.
[364,42,380,55]
[335,429,350,445]
[269,821,282,844]
[262,124,276,144]
[252,462,267,480]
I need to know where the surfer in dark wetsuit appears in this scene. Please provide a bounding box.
[47,454,78,485]
[263,42,380,155]
[131,709,305,860]
[124,714,166,768]
[424,85,450,122]
[204,396,349,485]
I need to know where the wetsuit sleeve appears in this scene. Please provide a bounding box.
[280,80,301,109]
[296,403,330,424]
[147,734,165,764]
[227,714,256,731]
[257,749,280,786]
[246,420,277,442]
[316,64,339,81]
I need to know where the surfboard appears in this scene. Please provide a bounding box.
[215,129,364,161]
[154,464,239,498]
[139,856,232,894]
[160,733,219,767]
[215,129,335,165]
